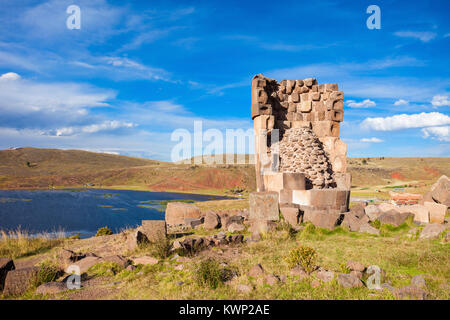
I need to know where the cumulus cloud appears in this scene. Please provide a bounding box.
[422,126,450,142]
[394,31,437,42]
[431,95,450,107]
[360,137,383,143]
[0,72,21,81]
[346,99,376,108]
[54,121,136,136]
[0,74,115,114]
[394,99,408,106]
[361,112,450,131]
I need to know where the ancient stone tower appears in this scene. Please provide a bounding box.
[251,73,351,213]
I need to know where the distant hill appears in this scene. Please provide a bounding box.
[0,148,448,195]
[0,148,255,192]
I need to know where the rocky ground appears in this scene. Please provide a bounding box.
[1,196,449,300]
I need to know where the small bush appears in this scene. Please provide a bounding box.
[285,245,318,274]
[35,260,62,287]
[149,237,173,259]
[195,258,235,289]
[96,226,113,237]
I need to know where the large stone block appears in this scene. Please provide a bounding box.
[424,201,447,224]
[398,205,429,224]
[165,202,201,225]
[280,206,300,226]
[141,220,167,242]
[0,258,15,292]
[430,175,450,206]
[282,172,306,190]
[249,192,279,221]
[292,189,349,211]
[263,172,284,193]
[3,267,40,296]
[279,189,293,204]
[302,209,342,230]
[377,210,413,227]
[334,173,352,189]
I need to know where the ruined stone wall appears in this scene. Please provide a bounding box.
[251,73,349,195]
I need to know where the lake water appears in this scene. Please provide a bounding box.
[0,189,228,238]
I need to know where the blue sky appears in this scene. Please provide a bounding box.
[0,0,449,160]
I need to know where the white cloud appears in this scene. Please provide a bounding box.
[54,121,136,136]
[394,99,408,106]
[431,95,450,107]
[346,99,376,108]
[360,137,383,143]
[422,126,450,142]
[394,31,437,42]
[0,72,21,81]
[361,112,450,131]
[0,76,115,114]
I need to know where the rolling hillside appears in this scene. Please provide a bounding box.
[0,148,448,195]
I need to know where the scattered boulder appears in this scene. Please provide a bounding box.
[248,264,265,278]
[224,215,245,229]
[290,266,308,278]
[377,210,412,227]
[126,265,136,271]
[133,256,159,266]
[364,205,382,221]
[316,270,334,283]
[184,217,204,229]
[341,212,361,232]
[347,261,365,272]
[303,210,341,230]
[228,234,244,244]
[393,285,427,300]
[65,256,102,274]
[165,202,201,225]
[358,223,380,235]
[419,223,446,239]
[0,258,15,292]
[204,211,221,229]
[126,228,149,251]
[402,205,429,224]
[337,273,363,288]
[424,201,447,224]
[3,266,40,296]
[141,220,167,242]
[350,203,366,219]
[350,271,363,279]
[228,222,245,233]
[411,275,426,288]
[430,175,450,206]
[236,284,252,293]
[265,274,280,286]
[101,255,129,269]
[35,281,67,295]
[378,203,398,213]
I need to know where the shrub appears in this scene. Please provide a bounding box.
[149,236,173,259]
[195,258,236,289]
[285,245,318,274]
[96,226,113,237]
[34,260,62,287]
